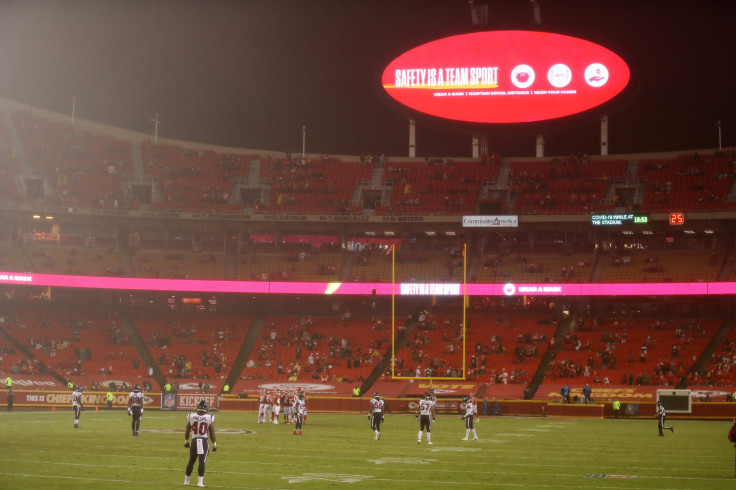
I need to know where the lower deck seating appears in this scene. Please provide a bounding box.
[241,315,387,383]
[131,311,251,381]
[550,317,719,387]
[0,308,142,380]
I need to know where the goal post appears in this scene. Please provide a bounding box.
[390,243,468,381]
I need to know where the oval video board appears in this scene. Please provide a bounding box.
[382,31,630,123]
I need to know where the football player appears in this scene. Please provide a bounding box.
[257,390,266,424]
[655,401,674,436]
[293,392,306,435]
[271,392,281,424]
[264,392,273,424]
[369,392,385,440]
[184,400,217,487]
[461,396,479,441]
[302,392,308,424]
[128,384,144,436]
[416,392,436,444]
[283,392,293,424]
[72,385,83,429]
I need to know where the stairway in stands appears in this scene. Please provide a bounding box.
[523,316,575,399]
[224,317,264,391]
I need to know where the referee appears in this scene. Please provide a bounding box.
[655,401,674,436]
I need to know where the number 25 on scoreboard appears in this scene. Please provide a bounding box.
[669,212,685,225]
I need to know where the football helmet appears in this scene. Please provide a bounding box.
[424,392,432,400]
[76,385,82,392]
[298,392,305,400]
[373,392,380,400]
[463,396,470,404]
[134,384,141,392]
[196,400,209,414]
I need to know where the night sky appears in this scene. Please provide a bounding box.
[0,0,733,158]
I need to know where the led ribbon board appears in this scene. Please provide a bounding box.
[0,272,731,296]
[382,30,630,123]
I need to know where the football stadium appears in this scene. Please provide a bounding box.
[0,1,735,488]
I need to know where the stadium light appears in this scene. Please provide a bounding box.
[302,125,306,159]
[530,0,542,25]
[71,96,77,128]
[151,113,162,145]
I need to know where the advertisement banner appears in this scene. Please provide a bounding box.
[462,215,519,228]
[175,393,219,411]
[233,380,352,396]
[0,390,161,409]
[382,30,630,123]
[2,375,65,389]
[535,383,736,402]
[368,380,486,399]
[162,392,178,410]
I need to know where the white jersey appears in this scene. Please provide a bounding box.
[370,398,385,414]
[294,397,306,416]
[187,412,215,440]
[464,401,477,418]
[128,390,144,407]
[418,399,435,416]
[72,390,83,407]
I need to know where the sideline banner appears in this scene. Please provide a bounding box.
[174,393,219,411]
[535,383,736,402]
[65,376,224,393]
[233,380,353,396]
[369,380,488,398]
[2,375,65,389]
[0,390,160,409]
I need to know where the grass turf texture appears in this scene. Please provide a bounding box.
[1,410,734,489]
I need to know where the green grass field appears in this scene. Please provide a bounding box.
[1,409,735,489]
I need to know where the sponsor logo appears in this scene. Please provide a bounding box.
[462,215,519,228]
[503,283,516,296]
[162,393,177,409]
[178,394,218,410]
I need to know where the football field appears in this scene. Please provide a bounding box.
[1,409,735,489]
